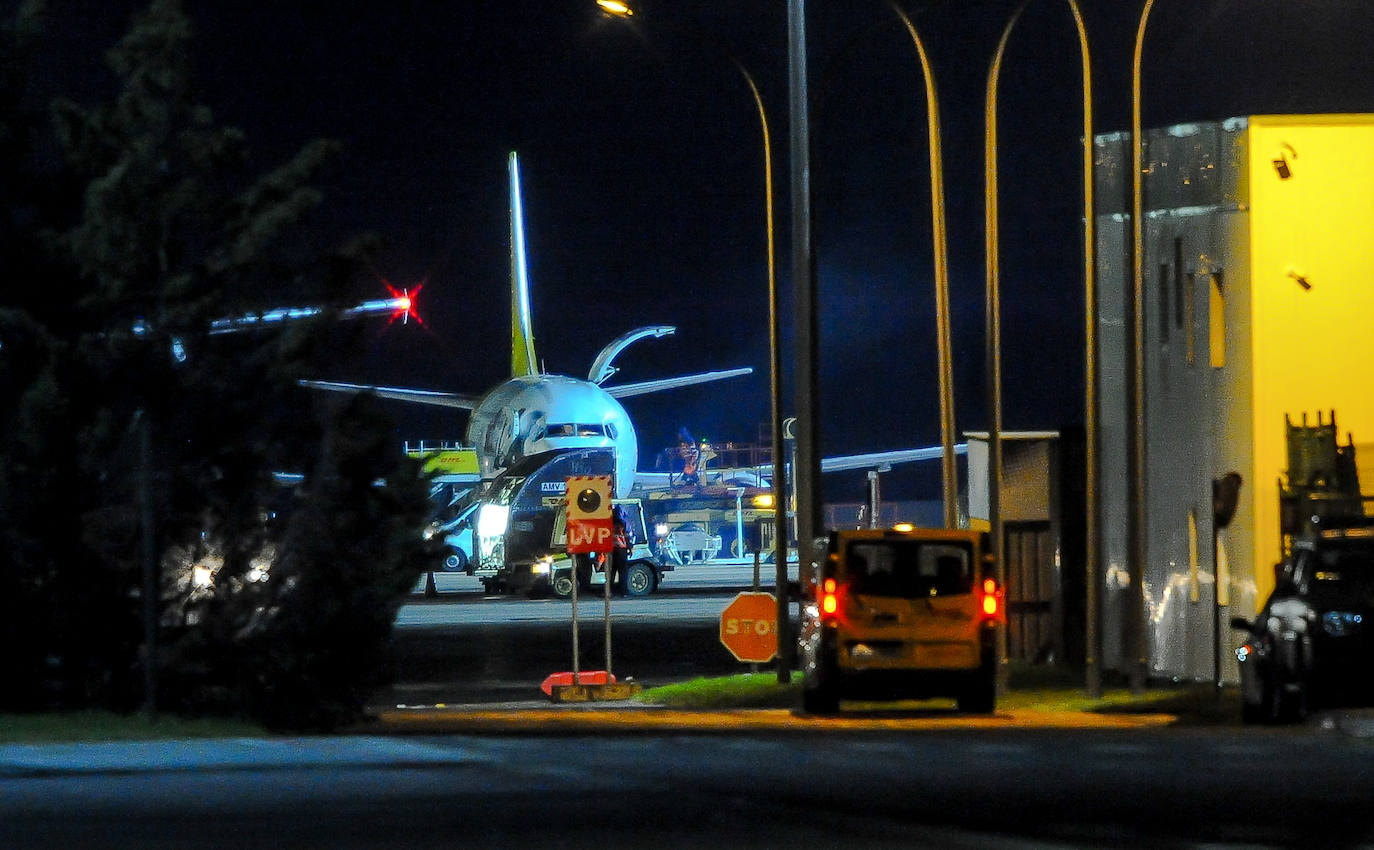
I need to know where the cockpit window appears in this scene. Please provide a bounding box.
[544,423,605,438]
[605,423,618,440]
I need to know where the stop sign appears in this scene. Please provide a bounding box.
[719,592,778,663]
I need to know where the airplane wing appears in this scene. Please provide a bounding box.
[632,443,965,491]
[298,379,481,410]
[603,367,753,399]
[820,443,967,473]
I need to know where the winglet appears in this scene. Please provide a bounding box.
[587,325,676,384]
[509,152,538,377]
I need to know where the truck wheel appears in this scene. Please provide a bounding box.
[957,666,996,714]
[551,572,575,599]
[803,635,841,715]
[802,668,841,715]
[442,549,469,573]
[621,562,654,597]
[802,677,840,715]
[1241,694,1265,724]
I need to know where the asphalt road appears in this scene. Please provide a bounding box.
[386,564,794,708]
[9,563,1374,847]
[4,726,1373,848]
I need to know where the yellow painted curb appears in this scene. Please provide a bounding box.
[373,707,1177,733]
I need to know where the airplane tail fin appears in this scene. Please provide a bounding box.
[509,152,538,377]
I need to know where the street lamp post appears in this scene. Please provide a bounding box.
[984,0,1099,694]
[886,2,957,529]
[596,1,790,680]
[1127,0,1157,695]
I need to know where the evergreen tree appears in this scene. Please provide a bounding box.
[0,0,434,724]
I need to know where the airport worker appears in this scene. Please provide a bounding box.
[611,507,630,589]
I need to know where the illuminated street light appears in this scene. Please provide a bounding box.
[595,1,633,17]
[984,0,1098,695]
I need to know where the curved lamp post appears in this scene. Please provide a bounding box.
[1125,0,1157,695]
[985,0,1098,694]
[596,2,788,679]
[595,2,779,543]
[887,2,957,529]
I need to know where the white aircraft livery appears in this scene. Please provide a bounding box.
[302,152,752,497]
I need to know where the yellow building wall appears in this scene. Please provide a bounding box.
[1247,115,1374,601]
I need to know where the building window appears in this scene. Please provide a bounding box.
[1185,273,1196,365]
[1173,238,1185,329]
[1188,508,1200,603]
[1158,263,1170,344]
[1209,272,1225,368]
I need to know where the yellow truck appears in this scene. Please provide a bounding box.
[799,526,1004,715]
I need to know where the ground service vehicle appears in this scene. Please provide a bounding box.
[472,447,615,594]
[800,526,1004,715]
[534,499,668,598]
[644,485,777,565]
[1232,517,1374,723]
[471,447,671,596]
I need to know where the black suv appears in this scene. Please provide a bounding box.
[1231,520,1374,723]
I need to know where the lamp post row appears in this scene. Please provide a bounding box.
[607,2,1160,695]
[985,0,1099,696]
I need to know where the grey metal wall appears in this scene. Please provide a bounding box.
[1093,132,1131,673]
[1094,119,1258,682]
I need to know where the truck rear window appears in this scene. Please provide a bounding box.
[844,541,973,599]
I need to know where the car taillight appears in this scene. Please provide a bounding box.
[820,577,840,620]
[980,577,1001,619]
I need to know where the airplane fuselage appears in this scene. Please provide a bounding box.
[466,374,637,497]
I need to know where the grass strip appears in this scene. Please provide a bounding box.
[640,668,1241,724]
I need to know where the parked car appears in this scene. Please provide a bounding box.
[1231,519,1374,723]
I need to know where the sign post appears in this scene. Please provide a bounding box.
[548,474,641,702]
[720,591,779,664]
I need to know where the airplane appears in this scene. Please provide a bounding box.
[301,152,752,498]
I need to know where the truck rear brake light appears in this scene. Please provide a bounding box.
[981,577,1001,618]
[821,578,839,618]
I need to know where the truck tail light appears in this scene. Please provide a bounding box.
[980,577,1002,619]
[820,577,840,621]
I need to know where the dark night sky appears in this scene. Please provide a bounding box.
[24,0,1374,499]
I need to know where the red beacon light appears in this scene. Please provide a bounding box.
[384,281,424,327]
